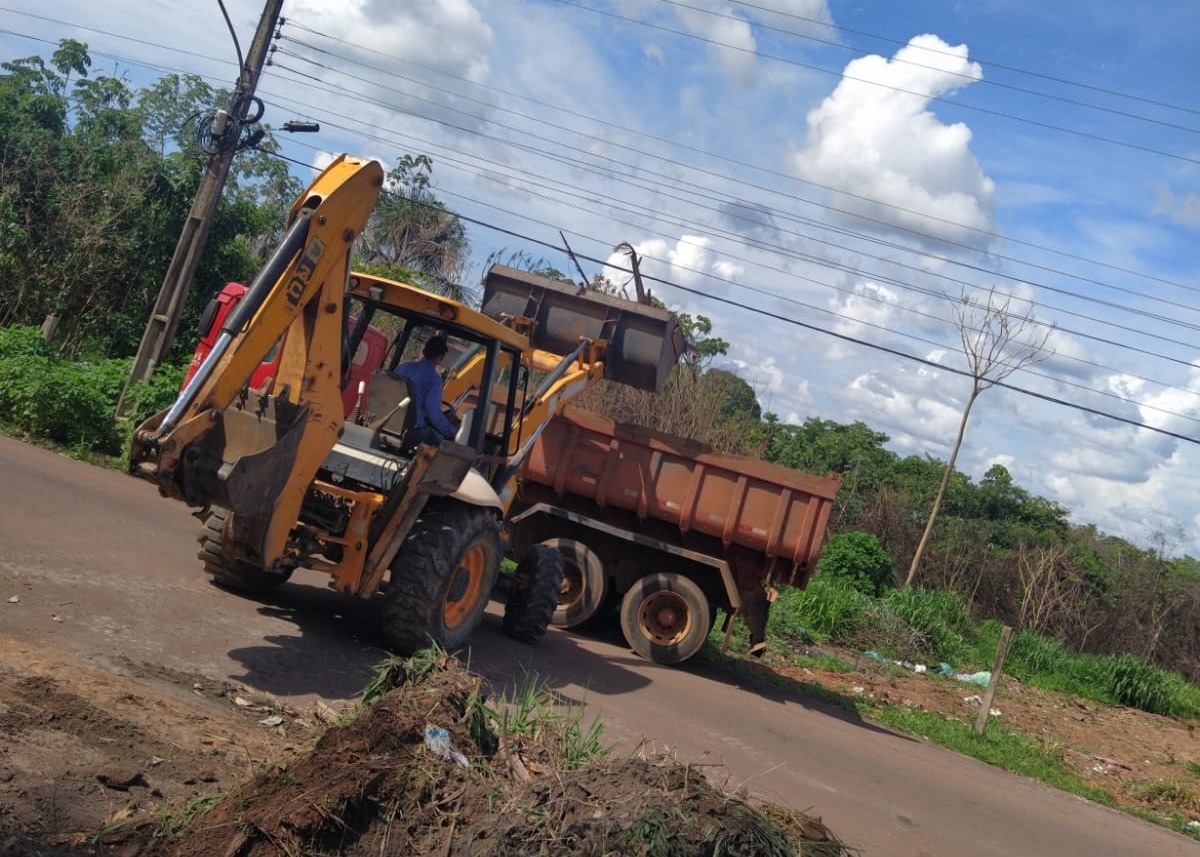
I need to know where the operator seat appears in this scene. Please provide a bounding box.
[365,370,416,448]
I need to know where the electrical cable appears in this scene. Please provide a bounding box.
[261,145,1200,446]
[214,0,243,80]
[6,4,1191,296]
[6,20,1196,429]
[547,0,1200,165]
[273,35,1200,308]
[718,0,1200,117]
[647,0,1199,134]
[263,63,1200,355]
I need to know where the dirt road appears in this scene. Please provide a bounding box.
[0,437,1189,857]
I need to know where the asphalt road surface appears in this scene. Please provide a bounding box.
[0,436,1189,857]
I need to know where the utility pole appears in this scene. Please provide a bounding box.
[116,0,285,418]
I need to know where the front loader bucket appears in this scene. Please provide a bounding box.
[481,265,683,392]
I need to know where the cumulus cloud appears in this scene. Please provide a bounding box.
[1153,183,1200,227]
[602,235,743,297]
[840,364,964,450]
[630,0,831,86]
[788,34,995,248]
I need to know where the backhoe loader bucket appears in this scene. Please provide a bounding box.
[481,265,684,392]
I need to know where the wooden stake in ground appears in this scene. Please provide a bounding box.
[975,625,1013,736]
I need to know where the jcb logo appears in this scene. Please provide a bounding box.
[285,238,326,307]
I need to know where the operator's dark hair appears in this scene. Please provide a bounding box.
[423,336,449,360]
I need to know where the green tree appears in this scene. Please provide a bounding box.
[358,155,469,296]
[816,531,895,596]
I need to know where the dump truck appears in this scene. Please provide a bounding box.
[507,406,842,664]
[130,154,681,654]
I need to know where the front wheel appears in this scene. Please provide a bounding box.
[381,502,500,654]
[619,573,711,665]
[544,538,607,629]
[197,507,292,593]
[503,545,565,643]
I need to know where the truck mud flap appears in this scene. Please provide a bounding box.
[481,265,684,392]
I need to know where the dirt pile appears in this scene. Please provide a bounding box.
[120,654,850,857]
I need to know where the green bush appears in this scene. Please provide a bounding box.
[0,325,49,359]
[0,325,186,455]
[816,531,894,595]
[768,579,873,644]
[879,586,975,664]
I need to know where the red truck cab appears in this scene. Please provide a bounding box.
[186,282,389,415]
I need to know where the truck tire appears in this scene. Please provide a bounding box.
[502,545,565,643]
[619,572,711,665]
[381,501,500,655]
[197,507,292,593]
[544,538,607,628]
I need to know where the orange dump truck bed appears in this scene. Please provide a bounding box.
[519,406,841,587]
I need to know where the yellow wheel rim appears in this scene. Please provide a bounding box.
[444,543,488,630]
[637,590,692,647]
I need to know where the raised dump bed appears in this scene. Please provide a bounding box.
[510,406,841,664]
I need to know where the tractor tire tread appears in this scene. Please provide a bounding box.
[502,545,565,643]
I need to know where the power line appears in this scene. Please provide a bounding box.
[649,0,1200,134]
[24,15,1174,380]
[7,16,1190,434]
[279,22,1199,297]
[273,34,1200,318]
[719,0,1200,117]
[7,4,1193,300]
[263,61,1200,357]
[8,3,1191,301]
[35,25,1193,401]
[263,144,1200,447]
[548,0,1200,166]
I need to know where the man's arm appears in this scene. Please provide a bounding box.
[424,373,458,437]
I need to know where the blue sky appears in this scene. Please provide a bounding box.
[2,0,1198,554]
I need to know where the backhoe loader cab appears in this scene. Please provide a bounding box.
[130,154,683,655]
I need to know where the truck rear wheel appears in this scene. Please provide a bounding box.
[381,502,500,655]
[544,538,607,628]
[619,573,711,665]
[502,545,565,643]
[197,507,292,593]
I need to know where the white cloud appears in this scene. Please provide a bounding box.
[1153,182,1200,227]
[788,34,995,248]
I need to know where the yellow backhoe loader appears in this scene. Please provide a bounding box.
[129,154,681,652]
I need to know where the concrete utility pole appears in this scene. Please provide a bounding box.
[116,0,285,418]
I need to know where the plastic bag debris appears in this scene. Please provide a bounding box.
[955,671,992,688]
[424,726,469,768]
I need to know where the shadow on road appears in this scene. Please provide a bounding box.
[223,580,385,700]
[220,580,654,703]
[533,617,912,741]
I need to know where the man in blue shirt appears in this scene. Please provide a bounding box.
[391,335,459,445]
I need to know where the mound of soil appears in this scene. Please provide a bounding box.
[124,657,849,857]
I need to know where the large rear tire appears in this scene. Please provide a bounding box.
[502,545,565,643]
[544,538,607,628]
[619,573,711,665]
[197,507,292,593]
[381,502,500,654]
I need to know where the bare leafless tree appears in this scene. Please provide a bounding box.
[904,287,1054,587]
